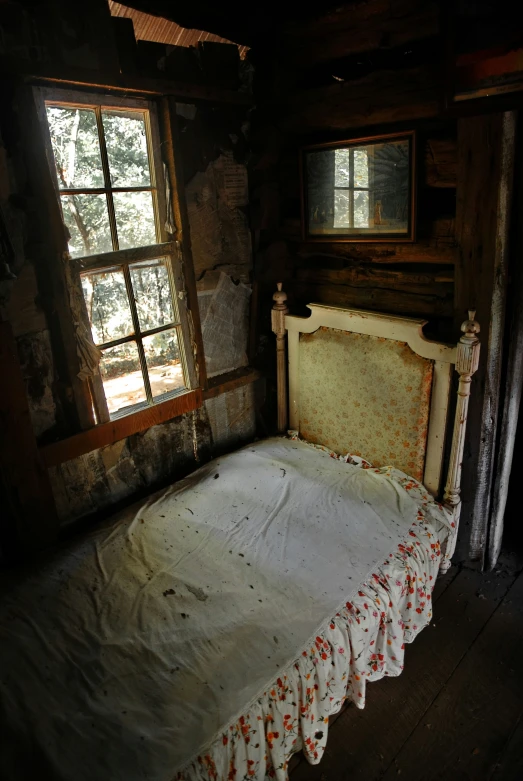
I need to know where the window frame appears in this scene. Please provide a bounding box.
[34,87,198,424]
[301,130,416,243]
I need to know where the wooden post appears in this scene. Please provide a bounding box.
[272,282,289,433]
[0,321,58,556]
[160,96,207,391]
[441,311,481,572]
[454,112,515,564]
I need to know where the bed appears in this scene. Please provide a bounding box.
[0,287,480,781]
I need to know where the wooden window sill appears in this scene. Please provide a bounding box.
[40,388,202,467]
[40,368,263,468]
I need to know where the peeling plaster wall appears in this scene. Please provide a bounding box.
[1,126,58,439]
[205,382,257,455]
[0,27,257,539]
[48,384,257,526]
[186,152,251,283]
[177,105,253,381]
[49,409,210,526]
[16,330,57,437]
[197,271,251,377]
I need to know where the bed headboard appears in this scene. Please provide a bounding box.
[271,284,481,571]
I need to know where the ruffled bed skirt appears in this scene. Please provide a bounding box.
[178,443,449,781]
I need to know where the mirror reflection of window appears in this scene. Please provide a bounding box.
[333,148,370,229]
[304,134,413,240]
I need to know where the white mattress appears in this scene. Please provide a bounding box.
[0,437,451,780]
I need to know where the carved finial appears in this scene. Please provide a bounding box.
[273,282,288,308]
[461,310,480,338]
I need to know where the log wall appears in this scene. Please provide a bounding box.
[250,1,457,339]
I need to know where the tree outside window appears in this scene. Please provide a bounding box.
[43,94,191,421]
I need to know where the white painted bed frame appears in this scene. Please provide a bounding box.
[272,283,481,572]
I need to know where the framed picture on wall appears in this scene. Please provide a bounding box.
[300,131,416,243]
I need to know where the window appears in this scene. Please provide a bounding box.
[40,90,194,422]
[333,147,370,229]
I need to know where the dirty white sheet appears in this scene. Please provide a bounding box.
[0,437,451,781]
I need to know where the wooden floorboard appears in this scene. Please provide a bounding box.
[292,564,519,780]
[381,570,523,781]
[490,711,523,781]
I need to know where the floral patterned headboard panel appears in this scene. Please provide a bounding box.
[298,326,433,481]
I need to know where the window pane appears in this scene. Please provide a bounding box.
[354,149,369,188]
[113,191,157,250]
[102,110,151,188]
[100,341,147,415]
[130,260,175,332]
[143,328,184,399]
[334,148,351,187]
[46,106,104,189]
[61,193,113,257]
[334,190,350,228]
[81,269,134,346]
[354,190,370,228]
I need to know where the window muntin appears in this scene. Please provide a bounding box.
[45,103,158,258]
[43,94,191,421]
[80,256,184,416]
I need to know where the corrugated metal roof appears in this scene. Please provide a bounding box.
[108,1,249,58]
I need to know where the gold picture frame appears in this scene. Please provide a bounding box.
[300,131,416,243]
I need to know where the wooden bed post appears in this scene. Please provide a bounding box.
[272,282,289,433]
[441,311,481,572]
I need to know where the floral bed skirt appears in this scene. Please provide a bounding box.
[178,439,449,781]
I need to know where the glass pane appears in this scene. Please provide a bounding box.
[102,110,151,188]
[100,341,147,415]
[81,269,134,346]
[354,148,369,188]
[113,191,157,250]
[334,190,350,228]
[334,148,351,187]
[354,191,370,228]
[46,106,104,189]
[60,193,113,257]
[130,260,175,332]
[143,328,184,399]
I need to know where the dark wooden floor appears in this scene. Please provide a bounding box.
[291,554,523,781]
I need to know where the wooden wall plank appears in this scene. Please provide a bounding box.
[295,266,453,297]
[283,0,441,67]
[203,367,262,401]
[425,138,457,188]
[488,124,523,570]
[280,64,440,133]
[289,279,453,318]
[22,64,253,106]
[455,112,516,565]
[40,388,203,467]
[294,240,457,266]
[0,322,58,553]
